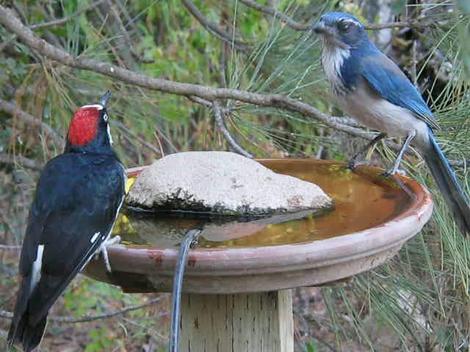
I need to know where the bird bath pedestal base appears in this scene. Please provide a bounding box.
[179,291,293,352]
[84,160,433,352]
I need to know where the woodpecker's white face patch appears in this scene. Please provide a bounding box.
[80,104,104,110]
[107,123,113,145]
[30,244,45,294]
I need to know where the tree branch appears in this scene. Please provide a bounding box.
[0,152,43,171]
[239,0,310,31]
[182,0,249,50]
[0,5,374,143]
[239,0,421,31]
[0,99,64,148]
[212,101,253,158]
[112,120,162,155]
[29,0,105,30]
[0,297,162,324]
[0,244,21,250]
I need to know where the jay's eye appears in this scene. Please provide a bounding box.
[338,20,352,32]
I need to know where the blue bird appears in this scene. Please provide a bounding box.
[313,12,469,235]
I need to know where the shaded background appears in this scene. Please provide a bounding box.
[0,0,469,351]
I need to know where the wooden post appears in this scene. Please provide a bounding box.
[179,290,293,352]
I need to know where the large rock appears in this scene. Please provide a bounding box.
[126,152,332,216]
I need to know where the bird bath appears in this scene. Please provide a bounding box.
[85,159,433,352]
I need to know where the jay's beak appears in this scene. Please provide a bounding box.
[312,21,326,34]
[313,21,335,37]
[99,90,112,108]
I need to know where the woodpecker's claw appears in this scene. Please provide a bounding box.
[98,235,121,273]
[105,235,121,246]
[347,158,358,170]
[381,168,406,178]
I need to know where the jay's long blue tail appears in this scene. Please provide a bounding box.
[423,133,470,235]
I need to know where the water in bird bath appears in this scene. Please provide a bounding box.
[114,160,413,248]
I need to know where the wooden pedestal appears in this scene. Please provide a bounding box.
[179,290,294,352]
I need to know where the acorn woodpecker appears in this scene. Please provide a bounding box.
[7,92,126,352]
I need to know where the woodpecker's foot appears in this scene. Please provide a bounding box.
[99,244,112,273]
[99,235,121,273]
[381,168,406,178]
[348,159,372,170]
[347,158,359,170]
[104,235,121,247]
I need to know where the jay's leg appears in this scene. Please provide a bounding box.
[383,130,416,177]
[348,133,387,170]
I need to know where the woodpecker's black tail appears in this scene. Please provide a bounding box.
[8,311,47,352]
[7,278,48,352]
[423,133,470,235]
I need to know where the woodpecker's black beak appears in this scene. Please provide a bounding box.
[100,91,112,108]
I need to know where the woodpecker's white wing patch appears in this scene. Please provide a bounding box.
[90,232,101,243]
[30,244,45,294]
[81,193,125,273]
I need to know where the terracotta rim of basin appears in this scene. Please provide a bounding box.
[85,159,433,293]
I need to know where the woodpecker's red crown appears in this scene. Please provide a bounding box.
[65,92,113,154]
[67,105,103,146]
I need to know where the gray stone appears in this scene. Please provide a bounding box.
[126,152,332,215]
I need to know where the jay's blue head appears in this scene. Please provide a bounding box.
[313,12,367,49]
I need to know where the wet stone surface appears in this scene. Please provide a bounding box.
[126,151,333,216]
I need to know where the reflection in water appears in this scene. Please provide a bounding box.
[114,161,414,248]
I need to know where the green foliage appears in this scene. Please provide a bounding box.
[305,340,318,352]
[85,327,114,352]
[63,278,125,317]
[0,0,469,351]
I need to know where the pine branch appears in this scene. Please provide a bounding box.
[182,0,249,50]
[29,0,105,30]
[239,0,421,31]
[239,0,310,31]
[0,153,43,171]
[0,99,64,148]
[0,297,162,324]
[212,101,253,158]
[0,5,374,143]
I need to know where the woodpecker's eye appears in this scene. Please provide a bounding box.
[338,20,352,32]
[103,113,108,122]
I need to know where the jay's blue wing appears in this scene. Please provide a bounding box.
[359,54,438,129]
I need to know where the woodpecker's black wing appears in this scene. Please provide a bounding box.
[8,152,125,352]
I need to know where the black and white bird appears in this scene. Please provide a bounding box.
[7,92,126,352]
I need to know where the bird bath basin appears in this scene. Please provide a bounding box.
[84,159,433,352]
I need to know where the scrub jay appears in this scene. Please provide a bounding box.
[313,12,469,235]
